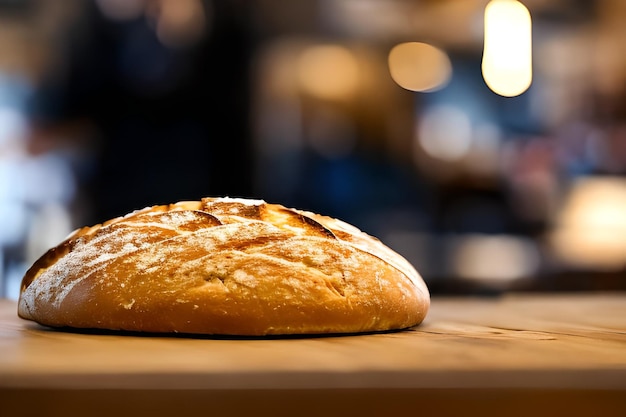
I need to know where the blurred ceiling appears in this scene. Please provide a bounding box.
[253,0,626,111]
[254,0,623,48]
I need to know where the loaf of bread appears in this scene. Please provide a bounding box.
[18,197,429,336]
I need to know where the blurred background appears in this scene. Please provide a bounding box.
[1,0,626,299]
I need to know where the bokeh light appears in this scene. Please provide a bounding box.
[298,44,360,100]
[388,42,452,93]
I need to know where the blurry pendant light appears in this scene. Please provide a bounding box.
[388,42,452,92]
[481,0,532,97]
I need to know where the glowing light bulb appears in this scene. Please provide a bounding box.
[482,0,532,97]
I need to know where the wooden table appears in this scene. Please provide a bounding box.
[1,293,626,417]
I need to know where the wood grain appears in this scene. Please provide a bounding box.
[2,293,626,416]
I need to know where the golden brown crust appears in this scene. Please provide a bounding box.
[18,197,429,335]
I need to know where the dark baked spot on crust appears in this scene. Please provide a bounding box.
[332,229,355,241]
[274,207,337,240]
[201,198,265,219]
[204,271,227,285]
[295,212,337,239]
[325,277,346,297]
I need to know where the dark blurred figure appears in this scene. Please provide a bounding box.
[30,0,254,224]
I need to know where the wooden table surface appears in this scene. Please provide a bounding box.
[2,293,626,416]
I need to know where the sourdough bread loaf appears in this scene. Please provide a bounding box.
[18,197,429,335]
